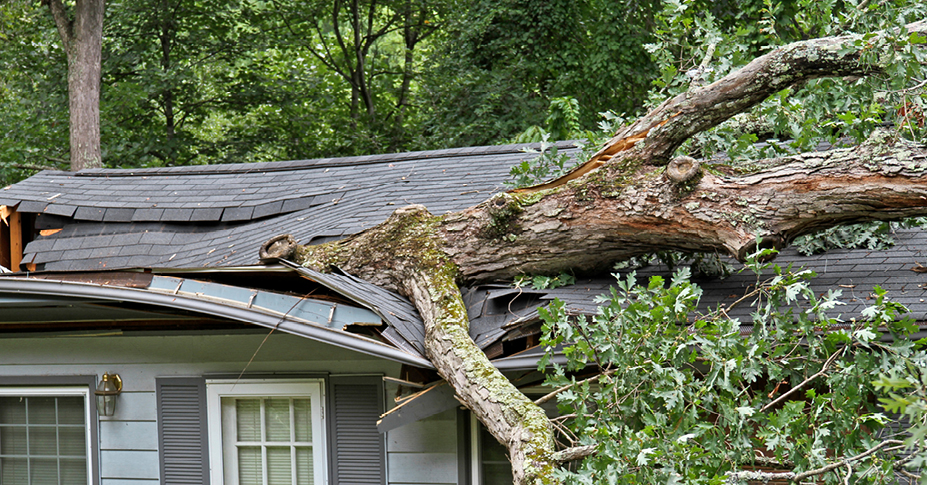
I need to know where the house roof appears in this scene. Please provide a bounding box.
[3,141,927,369]
[1,143,573,271]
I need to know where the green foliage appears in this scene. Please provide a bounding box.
[0,0,69,186]
[665,0,927,164]
[506,133,578,189]
[613,251,734,280]
[420,0,657,148]
[541,251,926,483]
[793,218,927,255]
[515,271,576,290]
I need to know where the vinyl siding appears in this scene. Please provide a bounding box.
[0,332,405,483]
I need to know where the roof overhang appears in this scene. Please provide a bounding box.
[0,275,434,368]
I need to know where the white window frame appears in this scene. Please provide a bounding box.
[206,379,327,485]
[0,386,94,484]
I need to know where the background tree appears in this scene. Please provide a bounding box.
[254,0,444,154]
[420,0,658,148]
[0,0,69,182]
[44,0,104,170]
[102,0,267,166]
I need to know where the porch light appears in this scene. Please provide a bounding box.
[95,373,123,416]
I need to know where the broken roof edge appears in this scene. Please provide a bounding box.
[64,140,582,178]
[0,276,434,369]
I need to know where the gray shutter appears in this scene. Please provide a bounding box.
[328,376,385,485]
[157,377,210,485]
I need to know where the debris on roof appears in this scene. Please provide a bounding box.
[3,141,927,370]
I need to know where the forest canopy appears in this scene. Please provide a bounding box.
[3,0,922,186]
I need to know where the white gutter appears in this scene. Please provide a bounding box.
[0,277,434,369]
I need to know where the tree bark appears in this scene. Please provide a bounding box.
[279,18,927,484]
[46,0,104,171]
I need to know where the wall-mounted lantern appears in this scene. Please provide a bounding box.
[95,373,123,416]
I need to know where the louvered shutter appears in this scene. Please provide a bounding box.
[328,376,384,485]
[157,378,210,485]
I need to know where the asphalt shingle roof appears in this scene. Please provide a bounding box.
[0,142,578,271]
[4,140,927,357]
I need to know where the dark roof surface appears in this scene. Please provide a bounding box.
[1,142,577,271]
[458,227,927,350]
[1,140,926,367]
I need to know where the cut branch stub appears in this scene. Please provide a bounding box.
[259,234,297,262]
[666,156,701,184]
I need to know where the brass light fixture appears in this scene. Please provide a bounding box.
[95,373,123,416]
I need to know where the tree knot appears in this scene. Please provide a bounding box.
[666,155,701,184]
[259,234,297,262]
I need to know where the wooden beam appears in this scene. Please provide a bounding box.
[376,382,459,433]
[9,210,22,272]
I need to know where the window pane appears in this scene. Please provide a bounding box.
[266,447,291,485]
[481,425,513,484]
[60,457,87,485]
[31,457,58,485]
[0,398,26,424]
[481,427,509,462]
[27,398,57,425]
[483,463,514,484]
[28,428,58,456]
[237,447,261,485]
[0,394,88,485]
[58,427,86,456]
[0,457,28,484]
[294,399,311,442]
[0,426,26,454]
[295,447,313,485]
[56,398,85,426]
[236,400,261,442]
[264,400,290,442]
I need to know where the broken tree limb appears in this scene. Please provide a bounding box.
[274,17,927,485]
[518,18,927,195]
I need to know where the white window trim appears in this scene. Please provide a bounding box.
[470,413,481,484]
[0,386,94,485]
[206,379,327,485]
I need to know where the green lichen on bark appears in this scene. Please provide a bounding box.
[582,154,647,198]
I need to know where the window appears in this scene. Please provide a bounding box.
[0,387,92,485]
[470,414,512,484]
[206,380,326,485]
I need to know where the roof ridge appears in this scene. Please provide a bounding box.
[71,141,581,178]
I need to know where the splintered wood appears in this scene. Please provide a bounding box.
[0,205,23,272]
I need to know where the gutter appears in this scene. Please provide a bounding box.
[0,277,434,369]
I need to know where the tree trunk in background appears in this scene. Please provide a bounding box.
[46,0,104,171]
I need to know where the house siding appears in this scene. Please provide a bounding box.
[387,409,460,485]
[0,331,405,483]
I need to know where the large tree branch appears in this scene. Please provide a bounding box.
[273,18,927,485]
[521,18,927,194]
[437,129,927,283]
[293,206,558,483]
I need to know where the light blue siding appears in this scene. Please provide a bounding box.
[101,450,160,479]
[99,392,156,422]
[0,332,412,483]
[101,480,159,485]
[387,409,458,484]
[100,420,158,451]
[388,453,458,484]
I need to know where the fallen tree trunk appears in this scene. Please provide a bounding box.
[277,17,927,484]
